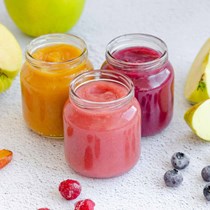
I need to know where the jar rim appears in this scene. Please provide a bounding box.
[106,33,168,70]
[70,70,134,110]
[25,33,88,68]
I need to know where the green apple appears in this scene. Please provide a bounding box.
[0,23,22,93]
[184,39,210,104]
[184,99,210,141]
[4,0,85,37]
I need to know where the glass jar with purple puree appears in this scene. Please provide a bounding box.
[101,33,174,136]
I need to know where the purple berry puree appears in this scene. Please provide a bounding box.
[102,46,174,136]
[113,47,161,63]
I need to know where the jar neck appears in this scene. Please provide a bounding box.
[105,33,168,72]
[70,70,134,110]
[25,33,88,70]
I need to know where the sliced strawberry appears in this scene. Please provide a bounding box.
[0,149,13,169]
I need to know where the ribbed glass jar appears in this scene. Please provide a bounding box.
[101,33,174,136]
[20,33,93,138]
[63,70,141,178]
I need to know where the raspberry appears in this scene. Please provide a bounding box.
[37,208,50,210]
[59,179,81,200]
[74,199,95,210]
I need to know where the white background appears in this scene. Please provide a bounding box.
[1,0,210,209]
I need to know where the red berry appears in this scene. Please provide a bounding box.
[74,199,95,210]
[37,208,50,210]
[59,179,81,200]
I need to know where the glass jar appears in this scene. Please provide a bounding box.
[101,33,174,136]
[20,34,93,138]
[63,70,141,178]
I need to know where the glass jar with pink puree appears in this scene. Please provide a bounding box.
[63,70,141,178]
[101,34,174,137]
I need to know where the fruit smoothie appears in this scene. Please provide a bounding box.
[102,35,174,136]
[63,71,141,178]
[21,34,93,138]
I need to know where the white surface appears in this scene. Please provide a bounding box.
[1,0,210,209]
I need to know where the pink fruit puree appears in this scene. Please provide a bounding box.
[63,80,141,178]
[102,47,174,136]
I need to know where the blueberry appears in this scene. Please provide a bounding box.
[164,169,183,187]
[203,183,210,201]
[171,152,190,169]
[201,166,210,182]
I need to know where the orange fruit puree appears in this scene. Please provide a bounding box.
[33,44,82,62]
[20,44,93,138]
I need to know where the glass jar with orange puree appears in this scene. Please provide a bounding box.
[20,34,93,138]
